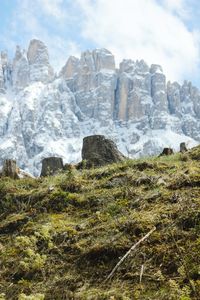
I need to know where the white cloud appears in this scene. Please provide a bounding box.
[2,0,81,72]
[44,37,81,71]
[37,0,64,19]
[163,0,184,8]
[162,0,195,21]
[76,0,200,83]
[1,0,200,84]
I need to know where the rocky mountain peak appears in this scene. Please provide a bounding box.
[92,48,115,71]
[13,45,23,65]
[119,59,149,74]
[80,48,115,73]
[150,64,163,74]
[0,50,12,90]
[27,39,49,65]
[1,51,8,67]
[12,46,29,90]
[0,61,4,93]
[60,56,79,79]
[0,40,199,175]
[27,39,54,83]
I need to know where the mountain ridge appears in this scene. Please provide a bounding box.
[0,39,199,174]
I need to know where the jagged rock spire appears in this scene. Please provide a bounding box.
[0,41,199,175]
[0,59,5,93]
[12,45,30,89]
[27,39,54,82]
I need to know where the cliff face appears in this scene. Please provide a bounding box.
[0,39,199,174]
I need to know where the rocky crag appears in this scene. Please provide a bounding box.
[0,39,199,174]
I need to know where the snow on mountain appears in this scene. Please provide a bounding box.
[0,39,199,175]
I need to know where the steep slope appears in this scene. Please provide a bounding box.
[0,39,199,175]
[0,147,200,299]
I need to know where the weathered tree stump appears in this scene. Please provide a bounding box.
[40,157,64,177]
[159,148,174,156]
[2,159,19,179]
[81,135,125,168]
[180,142,188,153]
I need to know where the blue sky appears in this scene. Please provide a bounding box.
[0,0,200,87]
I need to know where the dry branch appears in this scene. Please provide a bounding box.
[105,226,156,282]
[140,264,144,283]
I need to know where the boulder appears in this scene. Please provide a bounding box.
[159,148,174,156]
[180,142,188,153]
[81,135,125,167]
[18,169,35,179]
[2,159,19,179]
[40,157,64,176]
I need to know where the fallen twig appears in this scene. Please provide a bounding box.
[139,264,144,283]
[105,226,156,282]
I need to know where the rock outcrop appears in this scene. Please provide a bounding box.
[40,157,64,176]
[116,59,152,122]
[82,135,125,167]
[0,60,5,93]
[64,48,117,125]
[0,51,12,90]
[60,56,79,79]
[27,39,54,83]
[0,40,199,175]
[12,46,30,90]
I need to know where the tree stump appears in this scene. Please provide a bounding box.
[159,148,174,156]
[180,142,188,153]
[40,157,64,177]
[2,159,19,179]
[81,135,125,168]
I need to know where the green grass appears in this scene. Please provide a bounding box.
[0,149,200,299]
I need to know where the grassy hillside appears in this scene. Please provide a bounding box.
[0,147,200,299]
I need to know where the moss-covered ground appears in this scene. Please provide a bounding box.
[0,147,200,299]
